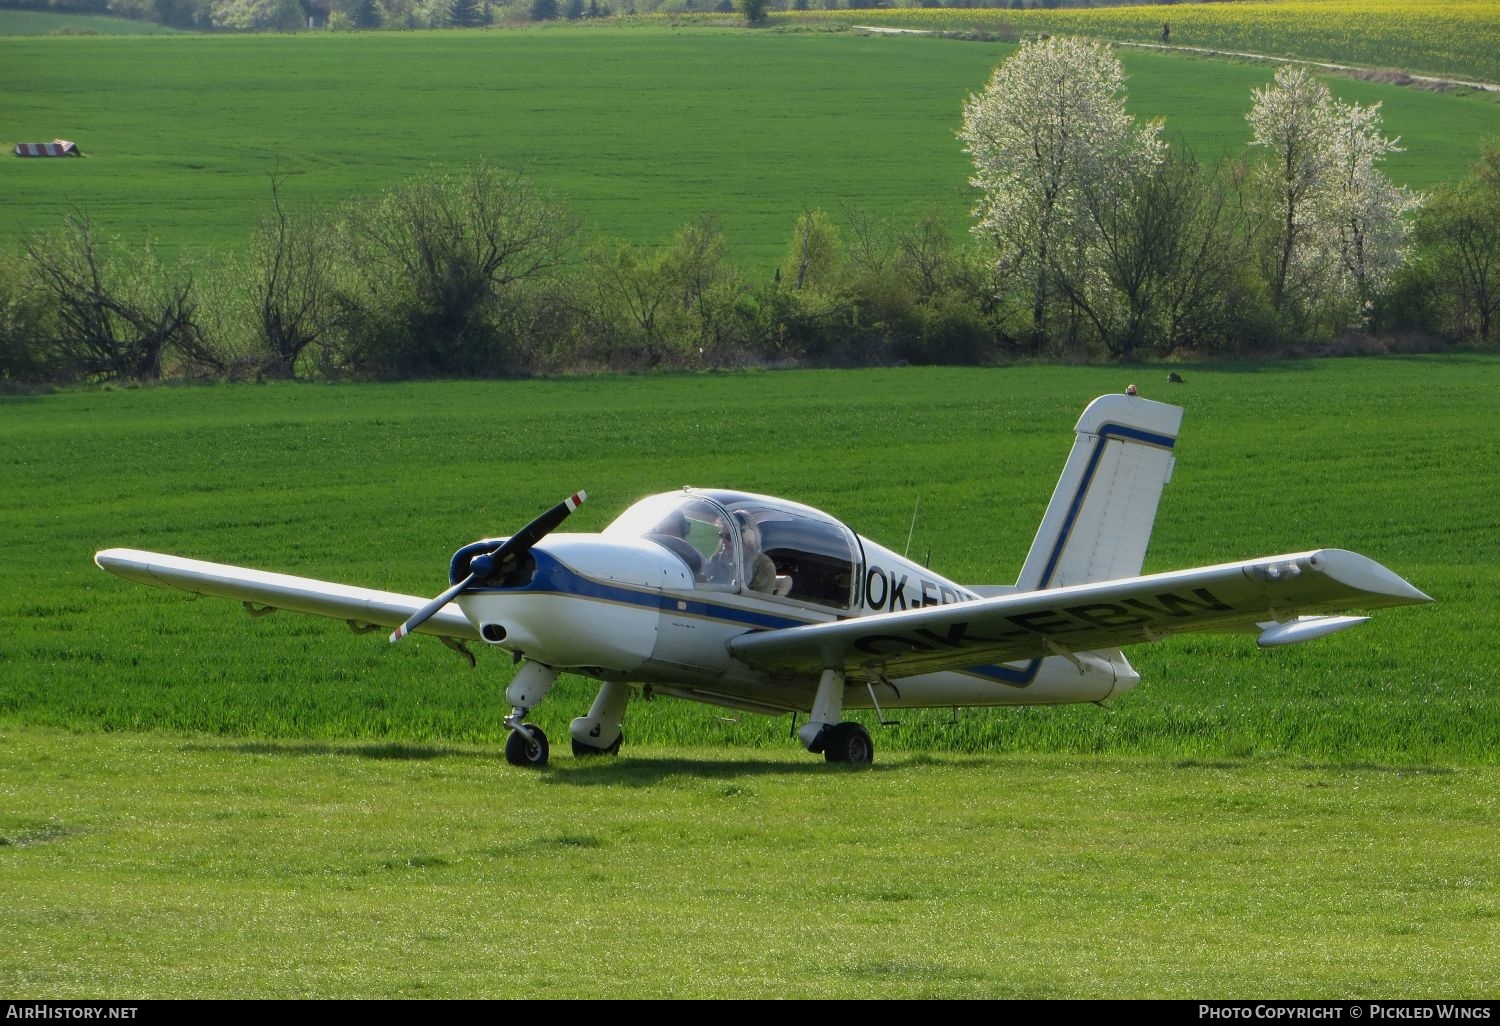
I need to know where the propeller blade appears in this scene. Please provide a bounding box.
[486,490,588,567]
[388,491,587,645]
[389,575,473,643]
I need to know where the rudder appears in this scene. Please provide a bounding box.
[1015,394,1184,591]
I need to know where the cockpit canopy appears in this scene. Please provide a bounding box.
[604,489,859,609]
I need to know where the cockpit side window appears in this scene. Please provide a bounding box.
[726,503,856,609]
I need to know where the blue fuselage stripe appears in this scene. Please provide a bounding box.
[476,558,1047,687]
[471,553,811,632]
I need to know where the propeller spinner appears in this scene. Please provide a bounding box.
[389,491,587,643]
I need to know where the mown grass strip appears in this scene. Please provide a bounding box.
[1,726,1494,998]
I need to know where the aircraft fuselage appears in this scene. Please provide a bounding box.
[456,491,1136,718]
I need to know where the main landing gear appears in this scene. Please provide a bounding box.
[569,679,628,758]
[798,668,875,766]
[819,721,874,764]
[502,661,874,768]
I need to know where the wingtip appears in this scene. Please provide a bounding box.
[1310,549,1433,607]
[93,547,130,571]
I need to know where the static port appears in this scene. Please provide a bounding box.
[482,624,508,643]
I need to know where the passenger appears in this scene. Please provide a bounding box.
[733,512,778,594]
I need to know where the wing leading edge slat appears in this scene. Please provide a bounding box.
[94,548,481,642]
[727,549,1429,679]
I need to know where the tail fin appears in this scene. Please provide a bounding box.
[1015,394,1184,591]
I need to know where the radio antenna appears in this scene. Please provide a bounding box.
[904,497,921,558]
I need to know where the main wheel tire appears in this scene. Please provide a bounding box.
[571,730,623,758]
[823,722,874,765]
[505,725,550,767]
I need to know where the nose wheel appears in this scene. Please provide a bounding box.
[505,725,550,767]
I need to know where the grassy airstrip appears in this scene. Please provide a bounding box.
[1,358,1497,995]
[3,729,1495,998]
[4,23,1499,267]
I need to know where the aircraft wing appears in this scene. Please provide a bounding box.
[94,548,482,642]
[728,549,1430,680]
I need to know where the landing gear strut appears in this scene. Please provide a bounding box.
[503,660,560,769]
[570,680,629,758]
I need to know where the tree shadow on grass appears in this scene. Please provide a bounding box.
[181,739,504,762]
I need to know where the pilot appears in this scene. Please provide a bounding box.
[648,509,702,576]
[655,510,690,539]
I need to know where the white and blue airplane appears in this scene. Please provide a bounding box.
[95,393,1430,767]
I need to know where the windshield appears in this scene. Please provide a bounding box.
[605,492,739,589]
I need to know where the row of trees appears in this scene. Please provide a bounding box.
[4,44,1498,384]
[0,166,1006,381]
[2,0,1046,32]
[12,0,786,31]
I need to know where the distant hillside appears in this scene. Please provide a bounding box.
[0,8,181,33]
[4,25,1498,267]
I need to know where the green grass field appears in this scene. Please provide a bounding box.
[6,9,1499,997]
[3,728,1495,998]
[3,358,1497,996]
[1,357,1493,764]
[4,25,1499,267]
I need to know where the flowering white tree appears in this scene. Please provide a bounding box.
[1247,66,1419,327]
[959,36,1163,351]
[1322,99,1423,315]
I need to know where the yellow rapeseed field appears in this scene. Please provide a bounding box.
[786,0,1500,85]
